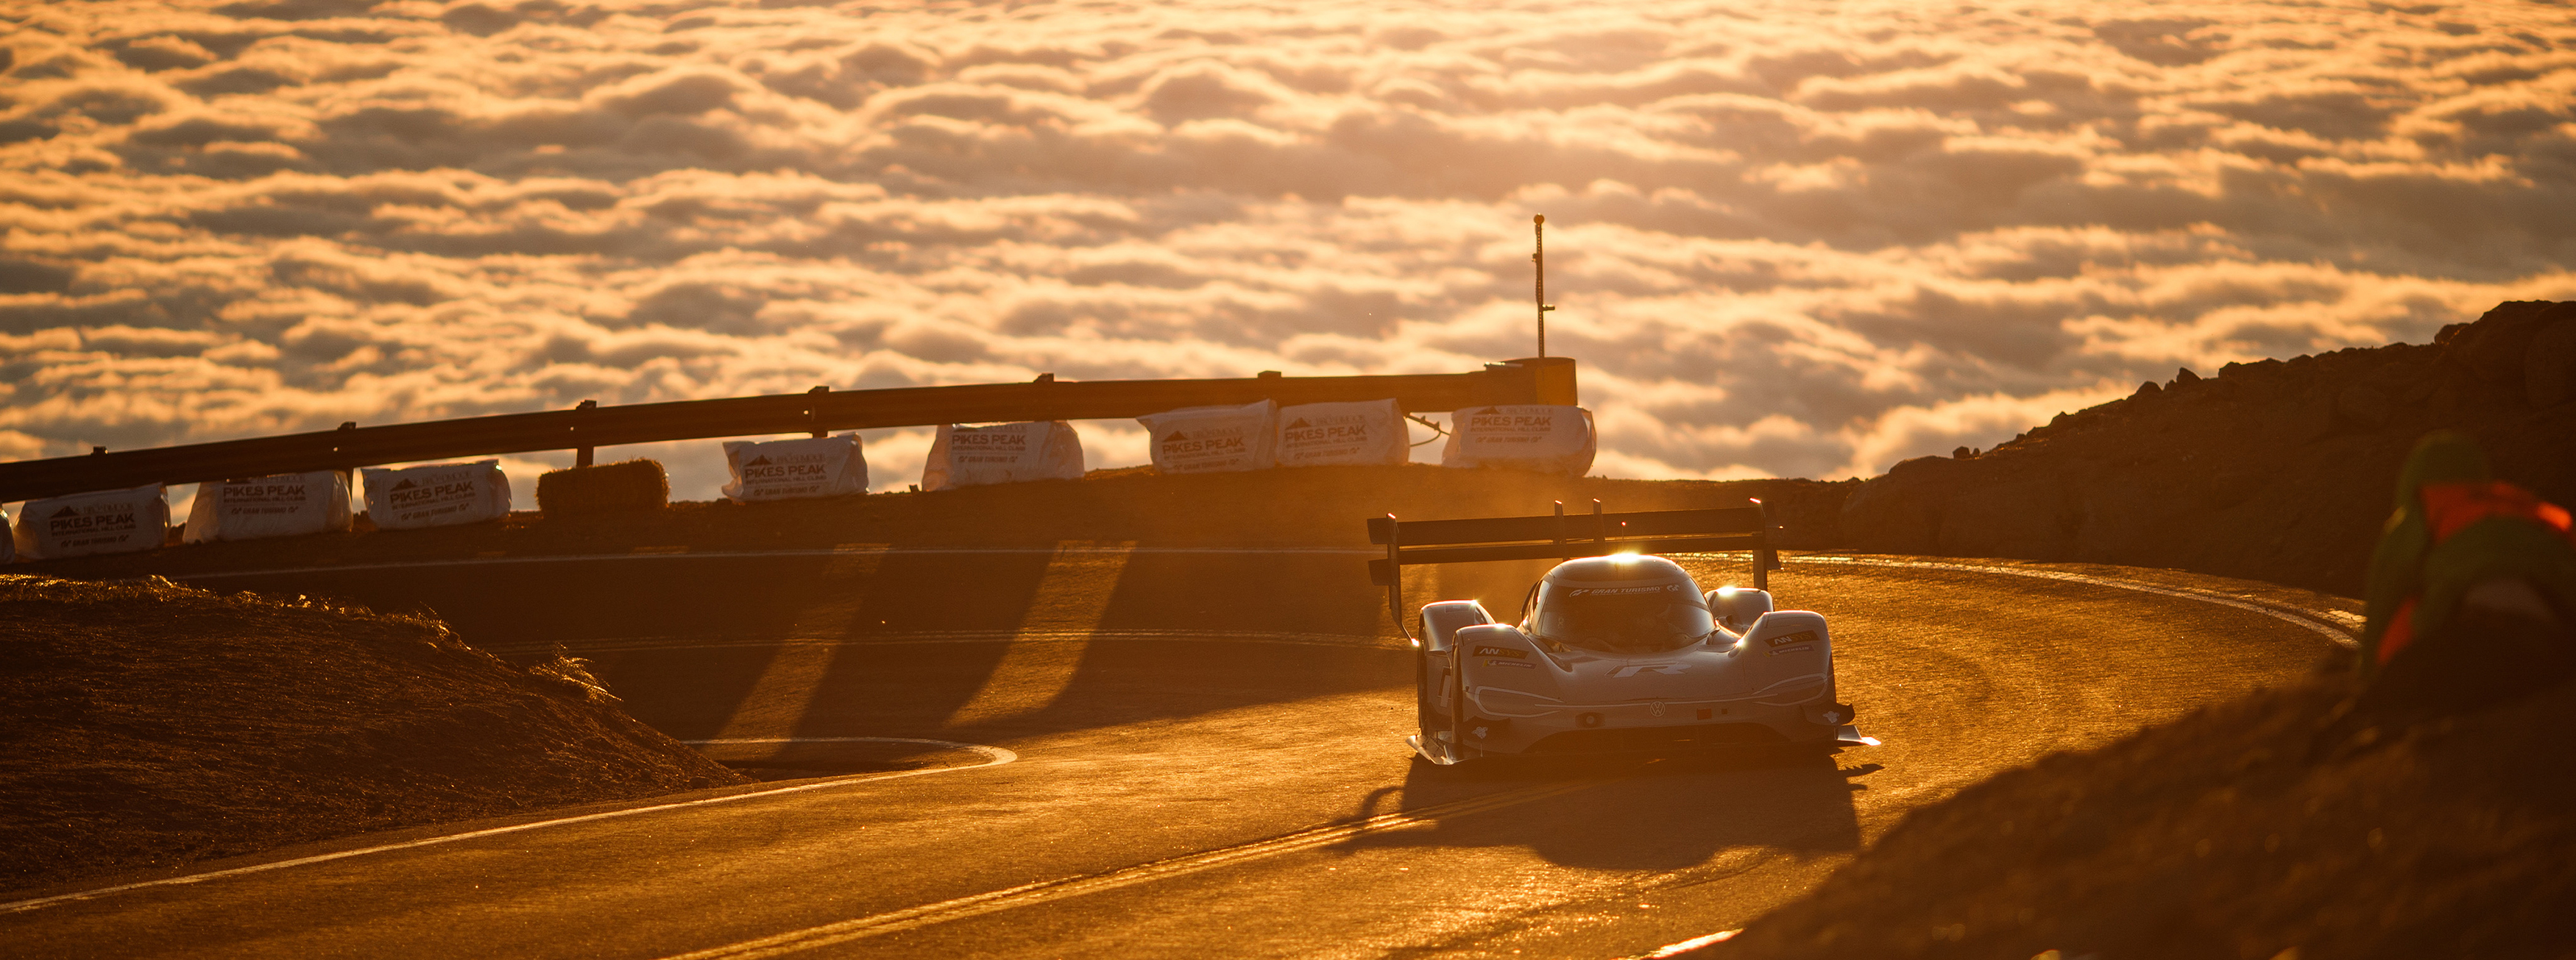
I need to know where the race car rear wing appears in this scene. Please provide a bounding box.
[1366,499,1780,638]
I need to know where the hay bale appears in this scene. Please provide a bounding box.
[537,459,668,518]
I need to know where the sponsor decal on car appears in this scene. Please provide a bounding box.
[1767,644,1815,657]
[1473,646,1526,659]
[1485,660,1536,668]
[1766,629,1818,648]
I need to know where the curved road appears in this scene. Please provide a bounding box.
[0,551,2354,959]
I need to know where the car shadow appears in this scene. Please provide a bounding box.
[1328,747,1872,869]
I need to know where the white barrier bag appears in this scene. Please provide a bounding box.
[1440,405,1598,476]
[1274,398,1407,468]
[15,484,169,560]
[183,470,353,543]
[721,433,868,502]
[1138,400,1276,474]
[922,421,1085,491]
[361,460,512,530]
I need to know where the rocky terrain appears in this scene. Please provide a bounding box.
[1699,665,2576,960]
[1838,300,2576,596]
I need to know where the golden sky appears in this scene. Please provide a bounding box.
[4,0,2573,499]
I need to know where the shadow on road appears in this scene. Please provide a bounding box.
[205,539,1420,745]
[1328,749,1871,869]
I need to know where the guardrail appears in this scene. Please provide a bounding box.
[0,357,1579,502]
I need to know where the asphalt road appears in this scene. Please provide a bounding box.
[0,551,2354,959]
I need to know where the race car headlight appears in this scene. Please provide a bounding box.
[1470,686,1564,718]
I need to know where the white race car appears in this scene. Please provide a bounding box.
[1369,501,1870,764]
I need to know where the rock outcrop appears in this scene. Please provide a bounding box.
[1840,301,2576,596]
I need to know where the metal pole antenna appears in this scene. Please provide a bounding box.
[1532,214,1554,358]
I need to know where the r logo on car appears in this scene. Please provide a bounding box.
[1610,663,1688,677]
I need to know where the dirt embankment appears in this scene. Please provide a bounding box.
[1699,666,2576,960]
[0,576,745,894]
[1839,300,2576,596]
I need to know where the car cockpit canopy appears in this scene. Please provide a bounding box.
[1528,555,1714,653]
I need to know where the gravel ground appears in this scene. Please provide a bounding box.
[0,575,746,894]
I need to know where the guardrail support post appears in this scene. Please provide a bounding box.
[333,422,357,470]
[1751,498,1773,593]
[573,400,596,467]
[807,385,829,438]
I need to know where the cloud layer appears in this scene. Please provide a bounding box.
[6,0,2575,500]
